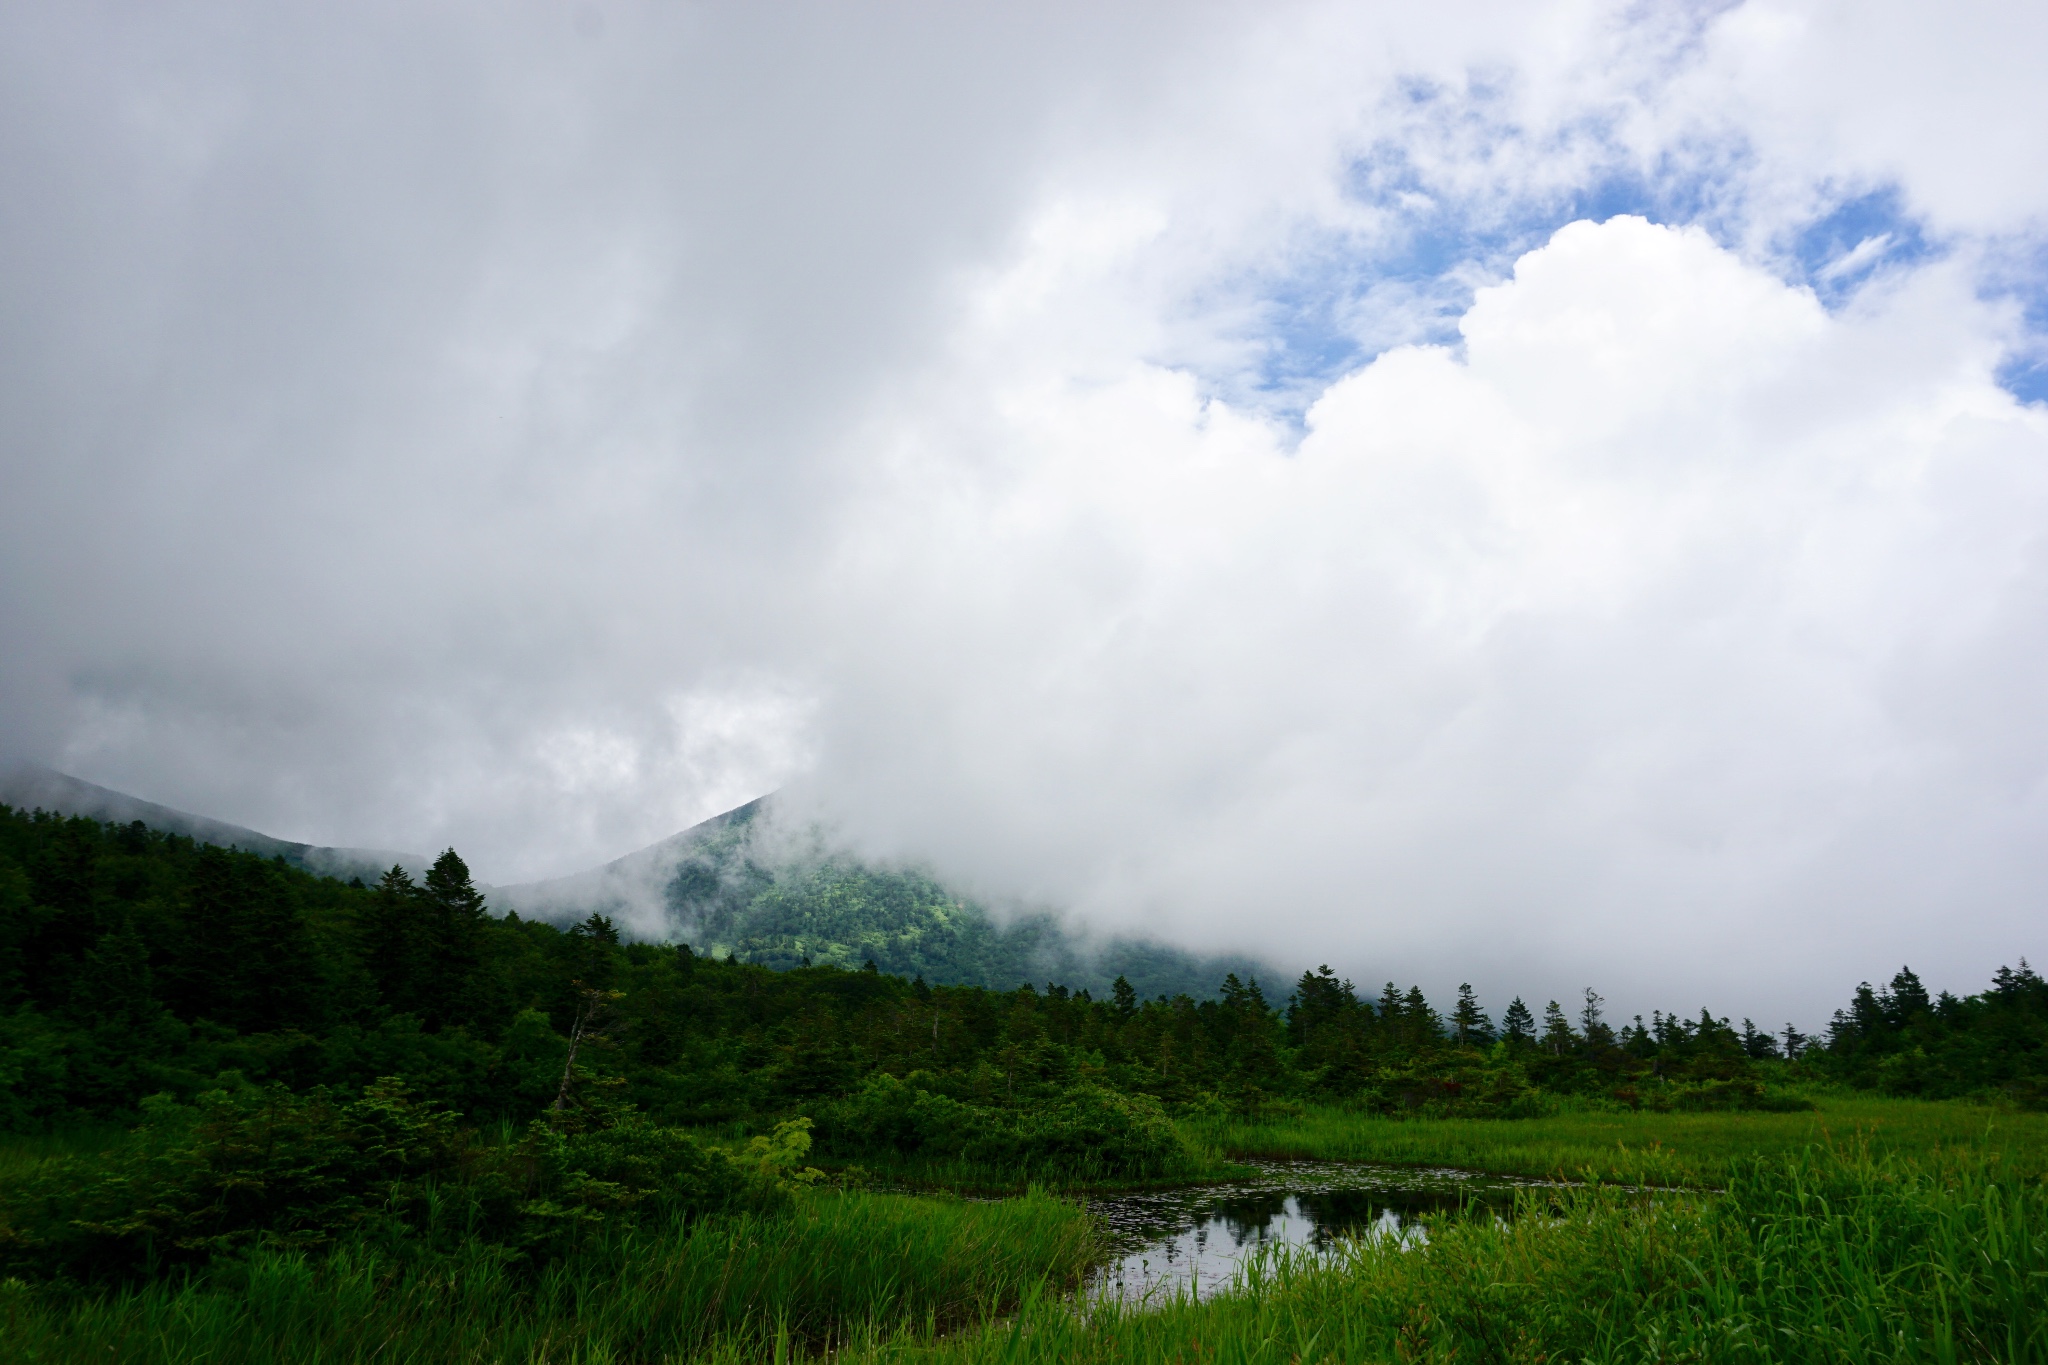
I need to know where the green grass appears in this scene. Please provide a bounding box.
[855,1143,2048,1364]
[1184,1094,2048,1186]
[11,1100,2048,1362]
[818,1147,1252,1195]
[0,1186,1096,1363]
[0,1124,126,1183]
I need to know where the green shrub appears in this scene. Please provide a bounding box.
[0,1076,475,1280]
[514,1098,786,1253]
[1349,1060,1548,1118]
[820,1076,1193,1182]
[977,1086,1188,1181]
[1662,1076,1814,1113]
[820,1073,984,1160]
[0,1076,780,1282]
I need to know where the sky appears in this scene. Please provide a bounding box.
[3,1,2048,1028]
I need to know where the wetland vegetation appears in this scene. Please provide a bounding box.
[3,805,2045,1360]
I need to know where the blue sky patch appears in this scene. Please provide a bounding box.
[1997,354,2048,406]
[1787,186,1937,307]
[1982,241,2048,405]
[1232,144,1744,420]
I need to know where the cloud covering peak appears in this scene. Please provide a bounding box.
[3,1,2047,1025]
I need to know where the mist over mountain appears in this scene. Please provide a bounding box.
[0,764,427,885]
[6,2,2048,1024]
[495,795,1279,1002]
[4,767,1280,1001]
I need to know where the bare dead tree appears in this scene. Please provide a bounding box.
[552,981,625,1113]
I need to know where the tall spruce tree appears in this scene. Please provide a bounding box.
[1500,996,1536,1046]
[1883,967,1931,1025]
[170,845,315,1033]
[1451,983,1494,1046]
[1287,965,1354,1046]
[419,849,491,1029]
[1579,988,1615,1049]
[362,865,425,1014]
[1540,1000,1576,1056]
[1401,985,1441,1045]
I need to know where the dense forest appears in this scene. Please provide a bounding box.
[3,802,2047,1313]
[6,804,2043,1150]
[505,797,1273,1003]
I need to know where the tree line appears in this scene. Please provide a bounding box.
[3,807,2043,1143]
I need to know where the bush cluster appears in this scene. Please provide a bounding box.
[0,1075,782,1283]
[819,1074,1191,1181]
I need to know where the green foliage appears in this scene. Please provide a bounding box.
[844,1144,2048,1364]
[516,1097,785,1250]
[2,803,2035,1162]
[990,1085,1190,1181]
[1186,1093,2048,1187]
[5,808,2048,1361]
[743,1115,827,1188]
[821,1076,1196,1183]
[1818,961,2048,1102]
[0,1076,477,1280]
[0,1187,1098,1363]
[658,807,1268,1000]
[0,1076,775,1284]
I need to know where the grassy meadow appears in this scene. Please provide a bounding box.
[6,1096,2046,1363]
[7,811,2046,1360]
[1186,1092,2048,1187]
[0,1184,1098,1363]
[854,1141,2048,1365]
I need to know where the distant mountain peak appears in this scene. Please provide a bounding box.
[493,792,1279,1001]
[0,768,1279,1000]
[0,764,428,884]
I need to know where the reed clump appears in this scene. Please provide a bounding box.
[0,1186,1097,1362]
[1183,1092,2048,1186]
[857,1142,2047,1364]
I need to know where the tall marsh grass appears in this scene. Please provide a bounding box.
[8,1117,2043,1363]
[832,1146,1249,1194]
[862,1143,2048,1364]
[1187,1094,2048,1186]
[0,1187,1096,1363]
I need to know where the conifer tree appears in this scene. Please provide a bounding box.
[1500,996,1535,1046]
[1401,985,1441,1045]
[1376,981,1404,1042]
[1540,1000,1576,1055]
[361,865,424,1013]
[1286,965,1353,1046]
[170,845,315,1033]
[1579,988,1614,1049]
[418,849,491,1029]
[78,917,157,1029]
[1883,966,1930,1025]
[1740,1017,1779,1059]
[1451,983,1493,1046]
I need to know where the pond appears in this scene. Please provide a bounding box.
[1084,1160,1560,1302]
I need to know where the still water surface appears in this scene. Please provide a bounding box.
[1085,1160,1557,1301]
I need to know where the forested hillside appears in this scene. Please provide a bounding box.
[502,797,1275,1002]
[7,805,2043,1147]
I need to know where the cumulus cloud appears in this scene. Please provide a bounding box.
[800,215,2048,1021]
[3,1,2047,1024]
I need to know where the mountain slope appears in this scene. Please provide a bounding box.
[494,797,1282,1002]
[0,765,428,884]
[0,768,1284,1001]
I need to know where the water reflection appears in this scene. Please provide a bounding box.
[1086,1160,1553,1301]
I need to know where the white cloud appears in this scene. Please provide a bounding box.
[3,2,2048,1023]
[797,216,2048,1022]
